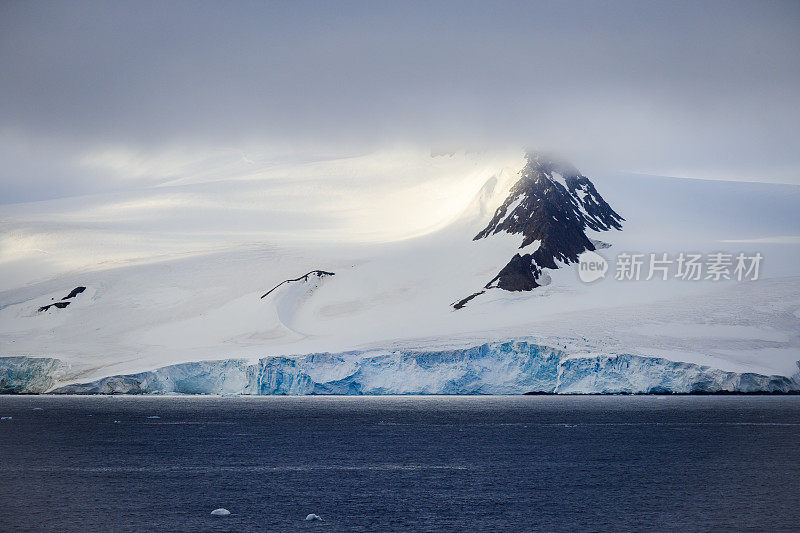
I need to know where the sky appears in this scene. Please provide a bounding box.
[1,0,800,204]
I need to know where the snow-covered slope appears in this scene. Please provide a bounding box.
[1,148,799,393]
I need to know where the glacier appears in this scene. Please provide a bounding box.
[0,356,68,394]
[2,341,797,395]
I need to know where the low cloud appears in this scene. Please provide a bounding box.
[1,0,799,203]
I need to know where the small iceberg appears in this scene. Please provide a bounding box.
[147,416,160,419]
[1,416,12,420]
[32,407,43,411]
[211,508,231,516]
[305,513,322,521]
[113,420,121,424]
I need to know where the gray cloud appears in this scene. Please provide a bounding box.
[1,0,799,202]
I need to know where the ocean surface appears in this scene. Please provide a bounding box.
[1,395,799,532]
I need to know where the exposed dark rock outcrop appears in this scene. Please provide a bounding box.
[261,270,335,299]
[475,153,623,247]
[456,152,623,308]
[485,253,540,291]
[452,291,486,310]
[38,286,87,312]
[38,301,71,312]
[64,286,86,299]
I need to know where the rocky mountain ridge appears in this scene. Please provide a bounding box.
[457,153,623,306]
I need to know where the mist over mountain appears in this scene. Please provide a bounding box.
[2,1,800,205]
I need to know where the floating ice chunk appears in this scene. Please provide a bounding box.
[1,416,12,420]
[113,420,121,424]
[305,514,322,521]
[33,407,44,411]
[147,416,160,419]
[211,508,231,516]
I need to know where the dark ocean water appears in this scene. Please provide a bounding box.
[0,395,799,533]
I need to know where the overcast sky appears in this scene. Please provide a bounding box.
[1,0,799,203]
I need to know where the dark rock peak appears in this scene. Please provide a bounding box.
[261,270,335,299]
[475,152,623,270]
[475,152,623,247]
[456,152,623,308]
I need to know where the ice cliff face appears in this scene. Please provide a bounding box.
[0,357,68,393]
[1,342,793,395]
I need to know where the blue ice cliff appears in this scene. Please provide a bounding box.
[0,357,68,394]
[1,341,797,394]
